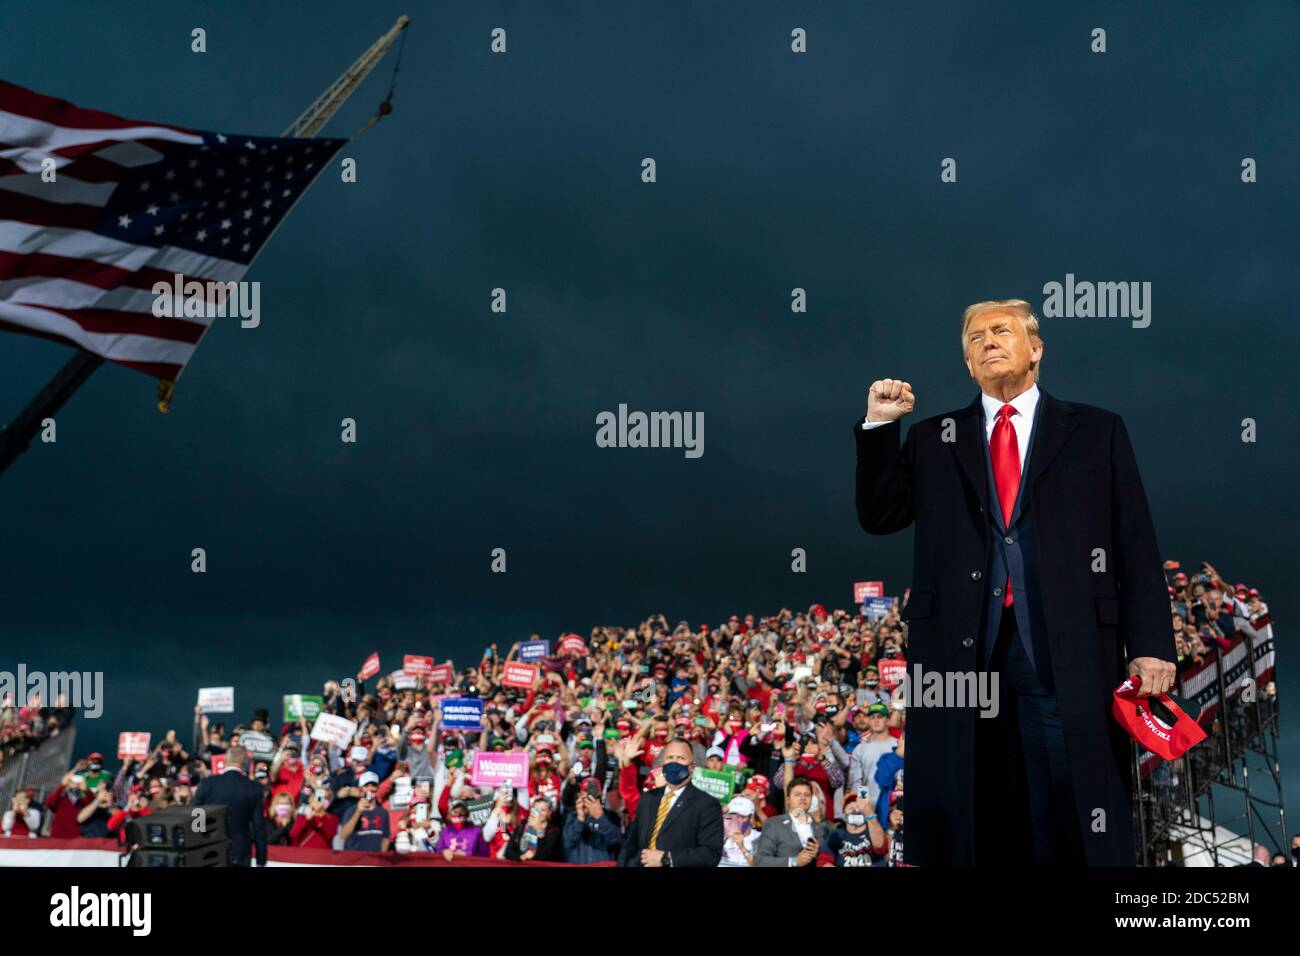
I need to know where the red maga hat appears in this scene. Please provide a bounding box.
[1112,675,1206,761]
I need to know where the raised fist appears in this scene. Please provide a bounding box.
[867,379,916,423]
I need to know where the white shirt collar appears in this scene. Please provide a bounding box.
[980,382,1040,427]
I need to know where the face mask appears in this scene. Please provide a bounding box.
[866,680,879,689]
[846,813,866,827]
[662,762,690,785]
[275,805,291,817]
[800,754,818,765]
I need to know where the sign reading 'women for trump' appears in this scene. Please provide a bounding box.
[470,751,529,788]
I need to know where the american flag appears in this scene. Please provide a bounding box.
[0,81,345,381]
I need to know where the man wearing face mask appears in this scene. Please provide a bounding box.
[617,740,723,867]
[856,666,886,708]
[45,772,92,838]
[823,796,887,866]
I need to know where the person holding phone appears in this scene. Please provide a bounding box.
[286,792,339,849]
[339,771,390,852]
[753,777,827,867]
[561,778,623,863]
[505,796,561,862]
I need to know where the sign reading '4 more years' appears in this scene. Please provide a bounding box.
[691,767,736,804]
[501,661,538,689]
[854,581,885,603]
[518,640,549,662]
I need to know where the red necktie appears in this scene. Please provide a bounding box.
[990,404,1019,606]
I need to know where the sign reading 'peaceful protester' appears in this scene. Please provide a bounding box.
[440,697,483,730]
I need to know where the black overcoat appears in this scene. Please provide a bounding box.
[854,388,1172,866]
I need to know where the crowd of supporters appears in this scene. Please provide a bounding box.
[0,693,73,776]
[2,559,1287,866]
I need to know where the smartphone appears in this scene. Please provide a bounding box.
[314,788,327,803]
[693,717,709,727]
[639,665,650,674]
[414,802,428,824]
[622,699,639,710]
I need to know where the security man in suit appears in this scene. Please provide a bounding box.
[194,744,269,867]
[617,740,723,867]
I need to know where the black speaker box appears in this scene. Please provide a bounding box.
[124,804,228,850]
[129,840,230,867]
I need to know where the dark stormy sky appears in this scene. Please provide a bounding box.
[2,2,1297,820]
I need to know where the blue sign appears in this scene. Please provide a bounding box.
[519,640,550,662]
[862,597,896,620]
[440,697,484,730]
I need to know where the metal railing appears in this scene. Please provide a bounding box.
[0,726,78,816]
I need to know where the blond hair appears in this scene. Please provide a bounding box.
[960,299,1043,381]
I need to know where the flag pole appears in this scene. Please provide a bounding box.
[0,15,410,477]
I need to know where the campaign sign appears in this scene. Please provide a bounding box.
[862,597,895,620]
[467,796,494,827]
[197,687,234,714]
[403,655,434,676]
[691,767,736,804]
[440,697,484,730]
[240,730,275,760]
[210,753,227,774]
[470,751,529,789]
[429,663,454,684]
[391,670,419,690]
[359,652,381,681]
[518,640,549,662]
[283,694,324,721]
[117,732,150,760]
[390,775,413,810]
[501,661,538,689]
[854,581,885,603]
[878,658,906,692]
[310,713,358,749]
[558,635,587,656]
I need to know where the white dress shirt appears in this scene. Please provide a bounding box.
[860,383,1040,474]
[787,811,815,866]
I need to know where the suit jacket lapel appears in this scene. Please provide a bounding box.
[959,387,1075,530]
[1024,388,1075,504]
[951,392,990,522]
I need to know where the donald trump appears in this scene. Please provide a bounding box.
[854,299,1175,866]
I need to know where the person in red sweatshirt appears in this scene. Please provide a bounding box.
[44,772,92,839]
[269,741,307,808]
[288,794,339,849]
[107,787,153,846]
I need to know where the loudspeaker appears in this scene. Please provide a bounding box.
[124,804,228,851]
[129,840,230,867]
